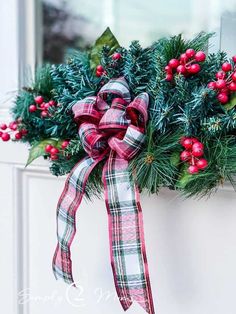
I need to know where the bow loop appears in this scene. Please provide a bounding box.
[108,125,146,160]
[99,98,129,131]
[73,96,101,125]
[126,93,149,128]
[98,77,131,103]
[79,122,108,158]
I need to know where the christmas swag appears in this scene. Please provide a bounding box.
[2,28,236,313]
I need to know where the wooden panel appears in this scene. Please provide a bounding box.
[0,163,15,314]
[6,161,236,314]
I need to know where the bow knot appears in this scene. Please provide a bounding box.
[73,77,148,161]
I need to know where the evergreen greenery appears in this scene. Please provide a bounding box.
[11,28,236,198]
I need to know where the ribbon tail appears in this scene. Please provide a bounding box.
[52,156,101,285]
[103,151,155,313]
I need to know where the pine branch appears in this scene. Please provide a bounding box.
[130,127,181,193]
[124,41,153,96]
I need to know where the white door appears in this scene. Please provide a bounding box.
[1,1,236,314]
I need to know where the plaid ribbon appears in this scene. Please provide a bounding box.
[53,77,155,314]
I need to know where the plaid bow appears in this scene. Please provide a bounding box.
[52,77,155,314]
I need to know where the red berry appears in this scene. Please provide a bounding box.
[229,82,236,91]
[217,93,229,104]
[192,149,204,157]
[216,71,226,80]
[221,87,229,94]
[96,65,104,72]
[165,74,173,81]
[188,165,199,174]
[29,104,37,112]
[15,132,22,140]
[215,79,226,89]
[50,154,59,160]
[222,62,232,72]
[9,121,17,127]
[208,82,216,89]
[232,55,236,63]
[195,51,206,62]
[61,140,70,149]
[9,121,17,129]
[40,102,46,110]
[192,143,204,157]
[49,100,56,106]
[50,147,59,154]
[192,142,204,150]
[182,138,193,150]
[180,150,191,161]
[9,122,18,131]
[112,52,121,60]
[21,129,28,135]
[41,111,48,118]
[34,96,44,104]
[196,158,208,170]
[176,65,186,74]
[169,58,179,68]
[186,49,195,58]
[188,64,201,74]
[180,53,188,63]
[191,138,199,144]
[165,65,172,73]
[1,132,10,141]
[232,72,236,82]
[96,70,103,77]
[0,131,2,137]
[45,144,53,153]
[180,137,198,147]
[0,123,7,130]
[44,103,50,110]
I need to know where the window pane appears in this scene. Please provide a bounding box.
[42,0,104,63]
[42,0,236,63]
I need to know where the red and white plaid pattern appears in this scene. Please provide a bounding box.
[53,156,100,283]
[103,151,154,313]
[53,77,155,313]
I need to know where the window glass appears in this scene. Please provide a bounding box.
[42,0,236,63]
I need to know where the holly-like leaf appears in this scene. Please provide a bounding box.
[224,95,236,111]
[176,168,192,189]
[90,27,120,69]
[170,151,180,166]
[26,139,62,166]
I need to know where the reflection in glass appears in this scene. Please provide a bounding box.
[41,0,236,63]
[42,0,104,63]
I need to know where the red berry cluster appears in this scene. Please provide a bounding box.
[96,52,122,77]
[207,56,236,104]
[165,49,206,81]
[44,140,70,161]
[180,137,208,174]
[29,96,57,118]
[0,119,27,142]
[96,65,106,77]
